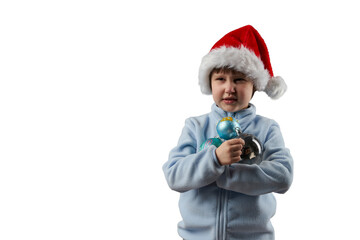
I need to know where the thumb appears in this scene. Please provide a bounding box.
[227,138,245,145]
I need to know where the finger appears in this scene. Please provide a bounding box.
[227,139,245,147]
[232,138,245,145]
[231,156,241,163]
[226,138,242,145]
[231,150,242,157]
[230,143,243,151]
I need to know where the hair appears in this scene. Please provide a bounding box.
[209,66,257,96]
[209,66,238,76]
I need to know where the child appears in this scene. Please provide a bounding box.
[163,25,293,240]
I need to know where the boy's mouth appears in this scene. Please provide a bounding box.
[222,97,237,104]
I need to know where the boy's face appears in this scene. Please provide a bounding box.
[211,70,254,112]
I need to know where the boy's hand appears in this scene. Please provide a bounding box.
[215,138,245,166]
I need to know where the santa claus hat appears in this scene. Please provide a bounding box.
[199,25,287,99]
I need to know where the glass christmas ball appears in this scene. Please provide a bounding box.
[216,117,241,140]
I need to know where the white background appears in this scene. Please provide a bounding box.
[1,0,360,239]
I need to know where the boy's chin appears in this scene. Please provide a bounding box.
[219,104,241,113]
[218,102,248,112]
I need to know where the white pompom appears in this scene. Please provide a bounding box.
[264,76,287,99]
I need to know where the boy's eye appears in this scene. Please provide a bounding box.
[234,78,246,82]
[216,77,225,81]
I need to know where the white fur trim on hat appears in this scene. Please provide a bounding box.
[199,46,270,95]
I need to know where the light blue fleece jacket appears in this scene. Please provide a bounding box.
[163,103,293,240]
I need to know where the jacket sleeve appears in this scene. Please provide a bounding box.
[216,123,293,196]
[162,118,225,193]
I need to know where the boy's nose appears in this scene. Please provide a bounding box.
[225,81,236,93]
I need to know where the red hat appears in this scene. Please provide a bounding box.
[198,25,287,99]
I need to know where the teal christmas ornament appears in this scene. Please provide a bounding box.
[199,137,223,151]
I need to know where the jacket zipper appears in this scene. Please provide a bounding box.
[215,113,234,240]
[216,189,228,240]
